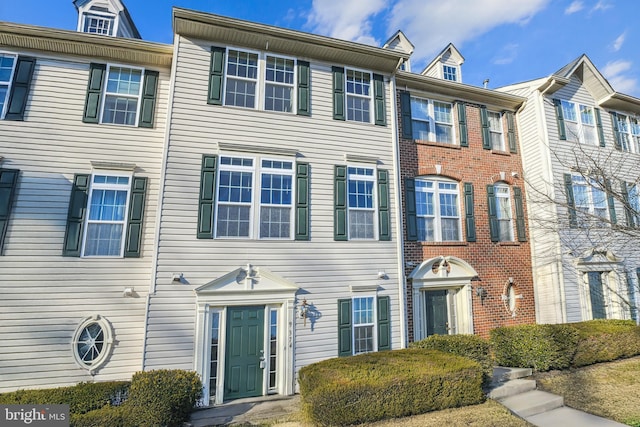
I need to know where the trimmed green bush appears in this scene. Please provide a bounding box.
[410,334,493,384]
[299,349,485,426]
[491,324,579,371]
[571,320,640,367]
[71,405,128,427]
[491,320,640,372]
[126,369,202,427]
[0,381,130,414]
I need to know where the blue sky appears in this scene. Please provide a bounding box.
[2,0,639,96]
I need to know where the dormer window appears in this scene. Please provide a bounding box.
[443,65,458,82]
[83,13,115,35]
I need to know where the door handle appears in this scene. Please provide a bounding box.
[259,350,266,369]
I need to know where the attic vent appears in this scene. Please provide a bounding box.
[89,5,110,12]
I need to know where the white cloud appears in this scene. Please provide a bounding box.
[388,0,550,68]
[493,43,519,65]
[602,60,638,94]
[612,32,626,52]
[564,1,584,14]
[591,0,613,12]
[305,0,387,45]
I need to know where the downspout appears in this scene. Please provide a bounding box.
[141,33,180,371]
[390,57,408,348]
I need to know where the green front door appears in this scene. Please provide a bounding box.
[425,290,449,336]
[225,306,265,400]
[587,272,607,319]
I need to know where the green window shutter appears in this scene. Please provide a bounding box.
[553,99,566,140]
[297,60,310,116]
[124,177,147,257]
[605,179,617,224]
[610,112,622,151]
[138,70,159,128]
[621,181,635,227]
[334,165,348,241]
[595,108,606,147]
[197,155,218,239]
[338,298,352,357]
[377,169,390,241]
[0,169,19,254]
[63,174,90,256]
[405,178,418,241]
[486,184,498,242]
[457,102,468,147]
[83,63,106,123]
[513,186,527,242]
[564,173,577,228]
[506,111,517,153]
[332,66,345,121]
[377,296,391,351]
[207,46,226,105]
[373,73,386,126]
[463,182,476,242]
[5,56,36,121]
[295,162,310,240]
[400,91,413,139]
[480,106,491,149]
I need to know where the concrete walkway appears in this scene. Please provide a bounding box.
[489,366,626,426]
[188,394,300,427]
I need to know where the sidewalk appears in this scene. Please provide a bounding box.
[188,395,301,427]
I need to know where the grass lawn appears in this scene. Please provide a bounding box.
[272,400,531,426]
[535,356,640,426]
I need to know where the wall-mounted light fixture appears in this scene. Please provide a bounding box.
[377,271,388,280]
[475,286,488,305]
[172,273,184,283]
[123,287,134,297]
[299,299,310,326]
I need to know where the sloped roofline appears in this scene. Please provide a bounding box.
[73,0,141,39]
[382,29,415,53]
[172,7,409,73]
[421,42,465,75]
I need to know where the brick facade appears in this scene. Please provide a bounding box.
[396,89,536,339]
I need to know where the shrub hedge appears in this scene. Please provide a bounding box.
[410,334,493,384]
[491,319,640,371]
[298,349,485,426]
[0,370,202,427]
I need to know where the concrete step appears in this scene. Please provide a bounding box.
[527,406,628,427]
[499,390,564,418]
[488,379,536,399]
[492,366,533,382]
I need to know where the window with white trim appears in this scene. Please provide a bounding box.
[82,13,115,35]
[0,53,16,119]
[353,296,375,354]
[215,156,294,239]
[442,65,458,82]
[82,174,131,256]
[629,184,640,225]
[208,310,221,403]
[630,117,640,153]
[72,315,114,373]
[494,184,514,241]
[346,68,372,123]
[101,65,143,126]
[410,97,454,143]
[347,166,376,239]
[415,178,461,242]
[268,308,278,391]
[615,113,636,152]
[487,111,505,151]
[561,100,598,145]
[223,49,297,113]
[572,175,608,223]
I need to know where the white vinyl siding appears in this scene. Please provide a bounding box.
[0,57,169,392]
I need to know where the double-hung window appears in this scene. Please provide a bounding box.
[224,49,259,108]
[494,184,513,241]
[0,54,16,119]
[102,66,143,125]
[347,167,376,239]
[414,178,461,242]
[615,113,633,152]
[442,65,458,82]
[630,117,640,153]
[338,295,390,356]
[629,184,640,225]
[215,156,294,239]
[82,13,115,35]
[487,111,505,151]
[264,56,295,112]
[83,174,131,256]
[579,105,598,145]
[410,97,454,143]
[572,175,608,223]
[560,100,598,145]
[345,69,372,123]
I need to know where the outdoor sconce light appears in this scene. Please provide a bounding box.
[172,273,184,283]
[299,299,310,326]
[122,287,134,297]
[377,271,388,280]
[476,286,488,305]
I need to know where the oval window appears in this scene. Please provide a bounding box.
[72,315,114,373]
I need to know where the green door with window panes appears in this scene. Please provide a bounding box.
[587,272,607,319]
[225,306,265,399]
[425,290,449,336]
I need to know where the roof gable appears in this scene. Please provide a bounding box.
[73,0,141,39]
[421,43,465,79]
[551,54,614,101]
